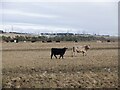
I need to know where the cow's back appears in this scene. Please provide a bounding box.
[51,48,62,54]
[51,48,66,55]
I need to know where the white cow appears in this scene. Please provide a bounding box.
[72,45,90,56]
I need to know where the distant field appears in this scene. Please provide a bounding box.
[2,41,118,88]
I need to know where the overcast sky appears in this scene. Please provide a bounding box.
[0,0,119,36]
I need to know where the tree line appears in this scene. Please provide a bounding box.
[1,35,107,42]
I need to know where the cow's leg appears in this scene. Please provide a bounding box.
[59,55,63,59]
[72,51,75,57]
[54,54,57,59]
[72,47,76,57]
[51,53,53,59]
[83,51,87,56]
[82,52,85,56]
[59,56,61,59]
[59,55,61,59]
[71,51,73,57]
[74,51,76,56]
[61,55,64,59]
[83,52,87,56]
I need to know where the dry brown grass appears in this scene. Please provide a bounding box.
[2,41,118,88]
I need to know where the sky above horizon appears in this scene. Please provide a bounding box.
[0,0,118,36]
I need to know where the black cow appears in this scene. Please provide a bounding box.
[75,40,78,43]
[31,40,36,43]
[10,39,14,42]
[51,47,68,59]
[107,40,111,42]
[47,40,52,43]
[56,40,60,43]
[42,41,46,43]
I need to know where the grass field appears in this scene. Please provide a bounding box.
[2,41,118,88]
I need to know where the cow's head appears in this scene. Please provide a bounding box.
[85,45,90,50]
[64,47,68,50]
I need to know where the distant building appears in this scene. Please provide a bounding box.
[75,34,92,37]
[101,35,110,37]
[40,33,74,37]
